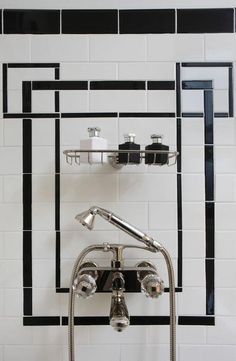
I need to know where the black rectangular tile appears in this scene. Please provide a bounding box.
[119,112,176,117]
[90,81,145,90]
[24,316,60,326]
[119,9,175,34]
[0,10,2,34]
[205,201,215,259]
[205,146,214,202]
[178,316,215,326]
[23,288,32,316]
[182,80,213,90]
[176,63,181,117]
[181,62,233,67]
[177,8,234,33]
[61,112,117,118]
[62,10,118,34]
[22,82,32,113]
[4,113,60,118]
[8,63,60,68]
[32,81,88,91]
[206,259,215,315]
[204,90,214,145]
[147,81,175,90]
[229,67,234,117]
[4,9,60,34]
[23,231,32,287]
[2,64,8,113]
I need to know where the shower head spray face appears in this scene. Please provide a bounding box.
[75,209,96,230]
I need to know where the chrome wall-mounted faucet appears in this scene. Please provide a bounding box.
[68,206,176,361]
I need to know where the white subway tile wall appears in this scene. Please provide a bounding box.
[0,1,235,361]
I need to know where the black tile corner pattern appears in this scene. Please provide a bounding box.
[3,62,233,327]
[1,8,236,34]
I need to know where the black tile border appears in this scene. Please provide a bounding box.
[3,61,233,327]
[1,8,236,34]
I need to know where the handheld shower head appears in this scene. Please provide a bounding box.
[75,206,162,251]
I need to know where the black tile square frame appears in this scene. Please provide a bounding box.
[2,62,233,327]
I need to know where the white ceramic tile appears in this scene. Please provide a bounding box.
[0,289,4,317]
[60,90,89,113]
[215,146,236,174]
[182,146,204,174]
[61,174,118,202]
[33,288,61,316]
[118,62,175,80]
[4,232,22,259]
[33,325,89,345]
[214,90,229,113]
[121,345,169,361]
[32,119,55,146]
[0,36,30,62]
[183,259,205,287]
[61,117,118,146]
[4,288,23,316]
[0,204,22,231]
[0,260,22,288]
[90,35,146,62]
[32,91,55,113]
[0,318,33,345]
[214,118,236,146]
[0,147,22,174]
[0,233,4,259]
[182,66,228,90]
[180,345,236,361]
[181,118,204,146]
[177,326,206,344]
[32,175,54,203]
[32,203,55,231]
[3,175,22,202]
[148,34,204,61]
[215,203,236,231]
[62,345,120,361]
[32,146,55,174]
[215,231,236,259]
[32,231,55,260]
[147,90,176,112]
[8,68,54,90]
[181,89,204,113]
[215,260,236,288]
[4,346,62,361]
[178,287,206,315]
[7,90,22,113]
[183,230,205,258]
[215,288,236,316]
[205,34,236,61]
[149,202,177,230]
[215,174,236,202]
[147,325,169,344]
[31,35,89,62]
[182,174,205,201]
[119,174,177,202]
[207,317,236,345]
[182,202,205,230]
[61,63,117,80]
[0,120,3,147]
[33,260,55,288]
[3,118,22,146]
[0,177,3,202]
[89,90,146,112]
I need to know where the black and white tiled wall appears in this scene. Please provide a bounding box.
[0,1,236,361]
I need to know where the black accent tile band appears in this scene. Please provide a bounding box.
[8,63,60,68]
[23,288,32,316]
[206,259,215,315]
[32,81,88,90]
[0,10,2,34]
[147,81,175,90]
[205,146,214,202]
[228,66,234,117]
[62,10,118,34]
[24,316,60,326]
[4,9,60,34]
[62,316,171,326]
[90,81,145,90]
[119,112,176,118]
[182,80,213,90]
[178,316,215,326]
[177,8,234,33]
[182,62,233,67]
[119,9,175,34]
[61,112,117,118]
[176,63,181,117]
[204,90,214,145]
[205,201,215,259]
[2,64,8,113]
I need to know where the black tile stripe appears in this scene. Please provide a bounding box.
[177,8,234,33]
[119,112,176,118]
[4,113,60,118]
[22,82,32,113]
[23,288,32,315]
[4,9,60,34]
[204,90,214,145]
[24,316,60,326]
[62,316,171,326]
[90,81,145,90]
[178,316,215,326]
[205,146,214,202]
[205,259,215,315]
[0,10,2,33]
[2,64,8,113]
[182,62,233,67]
[182,80,213,90]
[8,63,60,68]
[119,9,175,34]
[176,63,181,117]
[61,112,117,118]
[229,66,234,117]
[62,9,118,34]
[32,81,88,90]
[147,81,175,90]
[205,201,215,259]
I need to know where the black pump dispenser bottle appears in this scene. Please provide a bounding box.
[145,134,169,165]
[118,133,141,164]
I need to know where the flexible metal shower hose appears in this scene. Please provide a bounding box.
[68,244,176,361]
